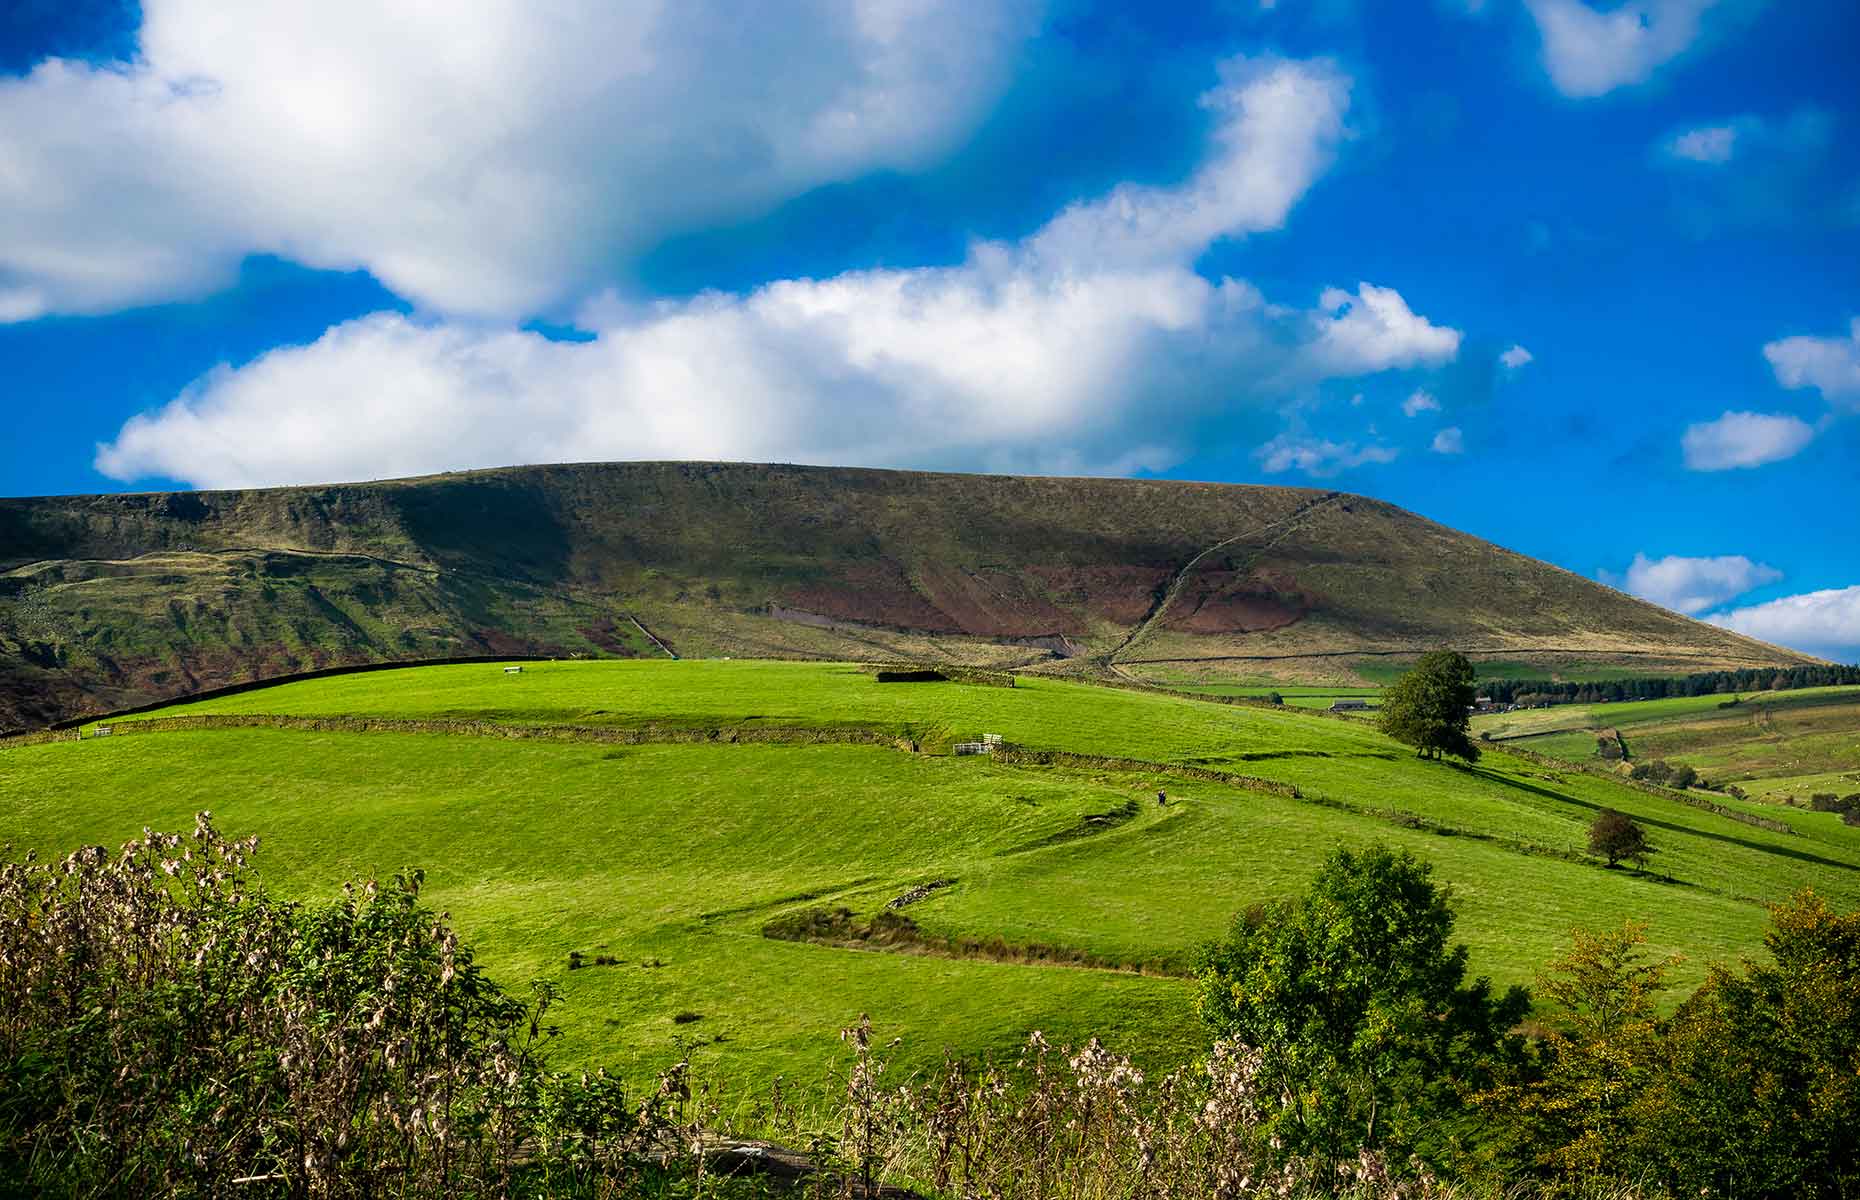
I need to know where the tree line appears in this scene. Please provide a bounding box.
[1480,662,1860,707]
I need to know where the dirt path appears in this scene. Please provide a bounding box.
[1103,491,1342,666]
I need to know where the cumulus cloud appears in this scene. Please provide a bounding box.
[1680,411,1817,471]
[1705,586,1860,660]
[1608,552,1782,615]
[94,56,1463,489]
[0,0,1038,320]
[1402,390,1440,417]
[1764,318,1860,409]
[1498,344,1533,370]
[1300,283,1462,377]
[1524,0,1720,99]
[1430,426,1464,454]
[1255,435,1399,477]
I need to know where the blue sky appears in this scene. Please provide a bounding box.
[2,1,1856,658]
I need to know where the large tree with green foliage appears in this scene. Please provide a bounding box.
[1196,845,1529,1171]
[1378,650,1481,761]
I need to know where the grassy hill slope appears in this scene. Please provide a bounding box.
[6,660,1855,1091]
[1475,685,1860,803]
[0,462,1811,731]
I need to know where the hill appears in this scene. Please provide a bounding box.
[6,659,1856,1089]
[0,461,1813,731]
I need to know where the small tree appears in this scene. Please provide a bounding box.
[1630,759,1672,785]
[1640,892,1860,1197]
[1589,809,1653,869]
[1265,690,1284,705]
[1196,845,1528,1171]
[1479,922,1673,1186]
[1378,650,1481,762]
[1666,763,1698,790]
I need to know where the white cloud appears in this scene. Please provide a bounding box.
[95,56,1462,489]
[1764,318,1860,409]
[1609,552,1782,615]
[1300,283,1462,376]
[1255,435,1398,477]
[0,0,1039,320]
[1499,344,1534,369]
[1402,389,1440,417]
[1680,411,1817,471]
[1431,426,1464,454]
[1524,0,1719,99]
[1665,124,1739,163]
[1705,586,1860,659]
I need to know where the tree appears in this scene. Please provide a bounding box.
[1478,923,1673,1188]
[1666,763,1697,790]
[1265,690,1284,705]
[1630,759,1672,785]
[1377,650,1481,761]
[1639,892,1860,1198]
[1196,846,1529,1171]
[1588,809,1652,869]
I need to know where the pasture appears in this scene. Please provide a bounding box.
[1472,685,1860,801]
[7,659,1858,1096]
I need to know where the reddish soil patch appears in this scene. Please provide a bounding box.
[910,564,1087,637]
[779,562,960,633]
[579,616,634,655]
[1027,565,1172,626]
[1163,566,1316,635]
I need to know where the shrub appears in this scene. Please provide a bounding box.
[1666,763,1698,790]
[0,817,707,1197]
[1810,793,1842,812]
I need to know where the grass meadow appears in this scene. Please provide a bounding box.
[7,659,1859,1097]
[1473,685,1860,801]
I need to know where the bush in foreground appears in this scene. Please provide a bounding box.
[1196,846,1529,1174]
[1481,897,1860,1199]
[0,816,713,1198]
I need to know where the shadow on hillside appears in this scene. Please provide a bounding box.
[1450,763,1860,875]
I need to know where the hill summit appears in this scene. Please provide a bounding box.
[0,461,1810,730]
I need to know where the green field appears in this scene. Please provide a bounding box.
[1473,686,1860,802]
[7,660,1858,1098]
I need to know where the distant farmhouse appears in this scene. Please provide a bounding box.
[1330,699,1370,712]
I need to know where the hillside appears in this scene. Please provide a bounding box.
[0,461,1812,731]
[7,659,1856,1088]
